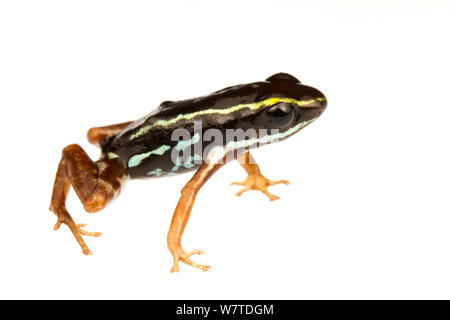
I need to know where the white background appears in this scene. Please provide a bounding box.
[1,0,449,299]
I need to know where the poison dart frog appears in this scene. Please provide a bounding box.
[49,73,327,272]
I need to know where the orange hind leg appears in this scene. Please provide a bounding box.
[87,121,133,146]
[49,144,128,255]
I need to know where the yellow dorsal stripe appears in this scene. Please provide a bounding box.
[129,97,324,140]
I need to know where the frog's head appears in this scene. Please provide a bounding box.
[248,73,327,140]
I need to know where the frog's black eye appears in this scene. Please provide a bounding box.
[263,103,295,128]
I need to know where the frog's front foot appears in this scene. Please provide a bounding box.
[51,208,101,255]
[168,243,211,273]
[231,174,290,201]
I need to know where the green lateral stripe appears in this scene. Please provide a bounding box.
[128,145,171,168]
[129,97,324,140]
[225,117,318,150]
[206,117,319,164]
[208,117,318,163]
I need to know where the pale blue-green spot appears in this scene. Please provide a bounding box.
[183,162,196,169]
[107,152,119,159]
[128,145,171,168]
[147,168,164,176]
[174,132,201,151]
[171,154,203,172]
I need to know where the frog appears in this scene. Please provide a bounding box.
[49,72,327,272]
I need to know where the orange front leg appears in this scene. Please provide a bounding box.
[231,152,289,201]
[167,162,223,272]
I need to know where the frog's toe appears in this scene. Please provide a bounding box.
[76,223,102,237]
[186,249,204,257]
[234,186,251,197]
[53,217,64,231]
[261,189,280,201]
[268,179,290,186]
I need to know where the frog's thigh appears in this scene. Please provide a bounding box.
[57,144,119,212]
[87,121,133,145]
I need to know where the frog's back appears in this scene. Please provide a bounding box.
[100,73,324,179]
[101,82,266,179]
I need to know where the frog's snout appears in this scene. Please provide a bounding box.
[293,86,327,124]
[312,87,327,115]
